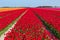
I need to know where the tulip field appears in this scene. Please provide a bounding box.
[0,8,60,40]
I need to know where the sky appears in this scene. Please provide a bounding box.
[0,0,60,7]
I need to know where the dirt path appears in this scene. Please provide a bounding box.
[0,9,28,40]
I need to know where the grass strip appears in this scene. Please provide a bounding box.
[33,11,60,39]
[0,17,18,36]
[0,9,28,37]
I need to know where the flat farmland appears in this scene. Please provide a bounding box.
[0,8,60,40]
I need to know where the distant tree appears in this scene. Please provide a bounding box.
[37,6,53,8]
[2,7,10,8]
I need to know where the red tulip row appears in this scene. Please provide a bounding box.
[0,9,26,31]
[4,10,58,40]
[0,9,26,18]
[32,8,60,32]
